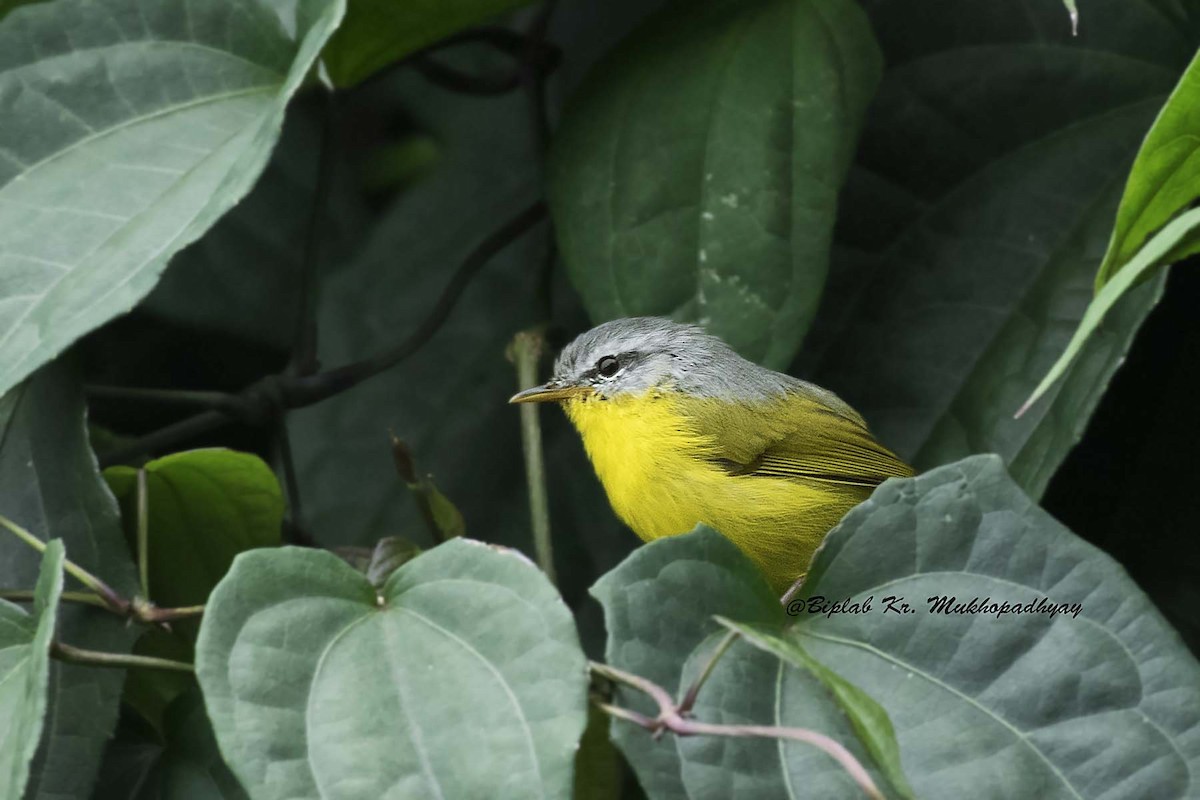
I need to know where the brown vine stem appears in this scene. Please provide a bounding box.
[52,640,194,672]
[591,662,884,800]
[0,590,108,609]
[0,511,204,626]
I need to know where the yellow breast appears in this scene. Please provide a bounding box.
[563,391,869,593]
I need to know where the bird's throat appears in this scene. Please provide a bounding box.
[562,391,717,541]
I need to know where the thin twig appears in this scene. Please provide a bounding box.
[0,514,129,613]
[93,185,545,470]
[780,573,807,606]
[591,662,884,800]
[678,630,740,715]
[85,385,241,410]
[507,328,555,584]
[136,468,150,600]
[289,86,337,378]
[98,410,230,469]
[52,640,194,672]
[277,418,307,542]
[286,201,547,406]
[0,590,109,609]
[411,54,522,95]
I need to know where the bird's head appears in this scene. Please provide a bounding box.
[508,317,795,405]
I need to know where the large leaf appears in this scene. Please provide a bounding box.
[0,540,63,800]
[0,0,346,398]
[794,454,1200,797]
[591,526,904,799]
[105,448,283,730]
[105,449,283,611]
[322,0,537,87]
[196,540,588,800]
[794,0,1192,497]
[548,0,882,368]
[0,363,138,800]
[595,457,1200,798]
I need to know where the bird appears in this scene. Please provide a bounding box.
[509,317,913,594]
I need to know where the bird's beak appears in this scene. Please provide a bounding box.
[508,382,585,404]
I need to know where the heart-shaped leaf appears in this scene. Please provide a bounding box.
[0,539,62,800]
[594,457,1200,798]
[591,527,902,799]
[196,539,588,800]
[548,0,882,368]
[0,0,345,397]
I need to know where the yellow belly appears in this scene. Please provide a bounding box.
[563,391,869,594]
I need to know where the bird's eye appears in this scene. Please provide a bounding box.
[596,355,620,378]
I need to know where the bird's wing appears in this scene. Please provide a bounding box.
[687,386,912,487]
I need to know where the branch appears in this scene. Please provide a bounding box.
[52,640,194,672]
[98,409,230,469]
[0,590,109,609]
[410,54,522,95]
[85,385,241,410]
[284,200,547,405]
[677,629,740,715]
[591,662,884,800]
[507,328,555,584]
[289,86,338,378]
[0,513,129,614]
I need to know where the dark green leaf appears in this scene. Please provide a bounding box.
[0,0,346,397]
[105,449,283,611]
[573,703,624,800]
[798,0,1190,497]
[321,0,536,87]
[142,95,370,348]
[93,691,248,800]
[0,540,63,800]
[0,363,138,800]
[549,0,882,368]
[196,540,588,800]
[288,72,543,550]
[104,448,282,731]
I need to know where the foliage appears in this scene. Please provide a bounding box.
[0,0,1198,799]
[548,0,882,368]
[195,541,588,799]
[0,541,62,800]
